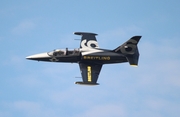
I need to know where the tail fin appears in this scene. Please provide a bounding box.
[114,36,142,66]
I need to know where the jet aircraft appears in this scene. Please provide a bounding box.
[26,32,142,85]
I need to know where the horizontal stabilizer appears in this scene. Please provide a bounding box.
[126,54,139,66]
[75,82,99,86]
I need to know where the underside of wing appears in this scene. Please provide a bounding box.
[74,32,99,49]
[75,62,102,85]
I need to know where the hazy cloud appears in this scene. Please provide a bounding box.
[13,100,56,117]
[12,20,35,35]
[76,104,126,117]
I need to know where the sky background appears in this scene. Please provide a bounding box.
[0,0,180,117]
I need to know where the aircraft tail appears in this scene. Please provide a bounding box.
[113,36,142,66]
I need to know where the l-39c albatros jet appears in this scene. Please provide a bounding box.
[26,32,142,85]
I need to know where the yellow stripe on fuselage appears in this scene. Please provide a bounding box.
[87,66,92,82]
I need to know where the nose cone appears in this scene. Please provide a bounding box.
[26,53,50,61]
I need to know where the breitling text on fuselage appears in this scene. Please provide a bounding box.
[83,56,110,60]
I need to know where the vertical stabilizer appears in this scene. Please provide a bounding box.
[114,36,142,66]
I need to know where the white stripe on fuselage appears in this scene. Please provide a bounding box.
[80,48,104,55]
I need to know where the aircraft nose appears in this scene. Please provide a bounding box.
[26,53,50,60]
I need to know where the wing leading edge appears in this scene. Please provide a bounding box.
[75,63,102,85]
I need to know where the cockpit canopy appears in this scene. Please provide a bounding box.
[48,48,80,57]
[48,49,66,56]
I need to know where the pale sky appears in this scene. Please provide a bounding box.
[0,0,180,117]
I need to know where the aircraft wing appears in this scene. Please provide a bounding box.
[75,63,102,85]
[74,32,99,49]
